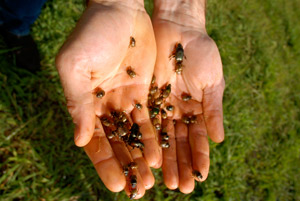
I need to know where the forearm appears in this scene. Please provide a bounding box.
[153,0,206,29]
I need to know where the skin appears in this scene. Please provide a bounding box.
[56,0,160,198]
[56,0,225,198]
[152,0,225,194]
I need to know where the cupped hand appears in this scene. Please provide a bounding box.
[152,9,225,193]
[56,0,161,198]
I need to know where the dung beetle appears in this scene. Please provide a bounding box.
[127,67,136,78]
[182,94,192,101]
[135,103,142,110]
[129,36,136,47]
[96,90,105,98]
[192,170,203,181]
[166,105,174,111]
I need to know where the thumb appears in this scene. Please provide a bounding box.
[56,54,95,147]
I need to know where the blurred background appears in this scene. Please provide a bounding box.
[0,0,299,200]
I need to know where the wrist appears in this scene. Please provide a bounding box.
[88,0,144,9]
[153,0,206,30]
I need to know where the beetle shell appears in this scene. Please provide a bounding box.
[96,90,105,98]
[155,97,163,105]
[127,67,136,78]
[128,162,138,169]
[162,134,169,140]
[150,86,158,95]
[152,118,161,130]
[123,166,129,176]
[130,123,140,132]
[182,94,192,101]
[182,116,190,124]
[130,141,144,149]
[161,109,167,119]
[190,115,197,124]
[160,140,170,148]
[162,90,170,98]
[166,105,174,111]
[155,123,161,130]
[150,107,160,118]
[107,132,115,139]
[175,63,183,74]
[192,170,203,181]
[118,126,129,137]
[137,132,142,140]
[131,132,137,138]
[129,189,138,200]
[130,37,136,47]
[130,175,137,189]
[101,117,112,127]
[175,43,184,63]
[135,103,142,110]
[151,75,156,84]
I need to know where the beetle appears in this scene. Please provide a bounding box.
[155,97,163,106]
[161,133,169,140]
[96,90,105,98]
[182,116,190,124]
[130,140,144,149]
[182,94,192,101]
[137,132,142,140]
[129,188,138,199]
[161,109,167,119]
[160,140,170,148]
[150,86,158,95]
[151,75,156,85]
[129,36,136,47]
[101,117,112,127]
[192,170,203,181]
[107,132,115,140]
[128,162,138,170]
[149,107,160,118]
[117,124,129,137]
[174,43,185,63]
[152,118,161,130]
[162,84,171,98]
[166,105,174,111]
[130,175,137,188]
[169,43,186,63]
[126,67,136,78]
[190,115,197,124]
[123,166,129,176]
[135,103,142,110]
[175,63,183,74]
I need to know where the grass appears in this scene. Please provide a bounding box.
[0,0,300,200]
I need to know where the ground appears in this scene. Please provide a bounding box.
[0,0,300,200]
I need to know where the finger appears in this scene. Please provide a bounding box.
[84,118,125,192]
[203,78,225,143]
[175,121,194,194]
[189,115,210,181]
[109,139,146,199]
[56,57,95,147]
[132,105,162,168]
[129,147,155,190]
[161,118,179,190]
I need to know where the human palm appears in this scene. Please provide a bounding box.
[56,1,161,198]
[152,15,225,193]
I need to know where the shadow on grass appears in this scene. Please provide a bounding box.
[0,49,118,200]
